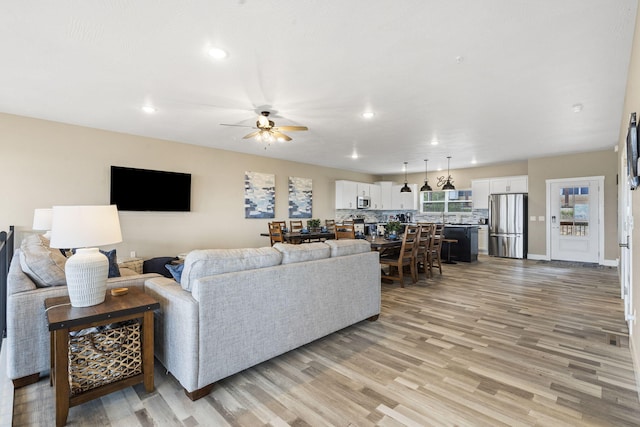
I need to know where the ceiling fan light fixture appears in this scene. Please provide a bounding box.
[400,161,412,193]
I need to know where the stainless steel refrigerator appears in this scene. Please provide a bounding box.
[489,193,528,259]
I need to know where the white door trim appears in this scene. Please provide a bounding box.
[545,176,605,264]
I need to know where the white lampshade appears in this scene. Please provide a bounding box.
[32,208,53,231]
[50,205,122,249]
[49,205,123,307]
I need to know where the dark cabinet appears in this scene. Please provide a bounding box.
[442,226,478,262]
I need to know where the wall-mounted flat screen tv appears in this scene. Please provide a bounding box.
[627,112,639,190]
[110,166,191,211]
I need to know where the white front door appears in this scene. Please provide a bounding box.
[548,177,602,263]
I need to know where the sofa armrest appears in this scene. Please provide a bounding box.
[144,277,200,392]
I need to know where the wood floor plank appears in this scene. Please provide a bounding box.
[8,256,640,426]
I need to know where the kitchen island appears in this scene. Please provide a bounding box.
[442,225,478,263]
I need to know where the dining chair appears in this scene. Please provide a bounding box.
[268,222,285,246]
[415,224,432,279]
[429,225,443,276]
[335,223,356,239]
[325,219,336,230]
[379,224,421,287]
[289,220,304,232]
[271,220,287,231]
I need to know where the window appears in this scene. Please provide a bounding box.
[421,190,473,213]
[559,186,590,236]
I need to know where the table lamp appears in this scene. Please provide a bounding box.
[49,205,123,307]
[32,208,53,239]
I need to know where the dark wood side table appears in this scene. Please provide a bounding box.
[45,288,159,427]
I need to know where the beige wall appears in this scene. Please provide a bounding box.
[527,150,618,259]
[1,113,375,257]
[0,112,622,263]
[619,1,640,391]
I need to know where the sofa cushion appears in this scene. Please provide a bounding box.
[19,234,67,287]
[180,247,283,291]
[118,258,143,274]
[273,242,331,264]
[324,239,371,257]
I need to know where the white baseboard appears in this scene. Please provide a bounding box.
[602,259,618,267]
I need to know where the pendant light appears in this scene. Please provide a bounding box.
[437,156,456,191]
[419,159,433,192]
[400,161,412,192]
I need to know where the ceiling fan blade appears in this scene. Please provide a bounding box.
[243,131,261,139]
[272,131,292,141]
[273,125,308,132]
[221,123,255,128]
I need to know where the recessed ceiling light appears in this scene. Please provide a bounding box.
[471,159,477,165]
[208,47,228,60]
[141,105,156,114]
[572,103,583,113]
[361,112,374,119]
[456,56,464,63]
[431,140,439,146]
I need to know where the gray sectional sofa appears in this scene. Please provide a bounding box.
[144,239,381,400]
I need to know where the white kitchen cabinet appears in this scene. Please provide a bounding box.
[356,183,370,197]
[376,181,393,210]
[369,184,381,210]
[335,180,358,209]
[471,179,491,209]
[477,225,488,253]
[489,175,528,194]
[391,184,417,210]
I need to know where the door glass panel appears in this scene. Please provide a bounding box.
[559,186,589,236]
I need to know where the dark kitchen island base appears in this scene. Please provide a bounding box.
[442,225,479,262]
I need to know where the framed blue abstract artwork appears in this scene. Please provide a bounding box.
[245,171,275,218]
[289,176,312,218]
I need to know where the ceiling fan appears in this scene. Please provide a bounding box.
[221,111,308,144]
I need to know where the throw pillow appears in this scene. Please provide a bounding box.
[100,249,121,278]
[165,262,184,283]
[143,256,178,278]
[19,234,67,287]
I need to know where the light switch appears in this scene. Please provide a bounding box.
[538,216,545,222]
[530,216,536,221]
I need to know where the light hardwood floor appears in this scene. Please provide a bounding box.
[9,256,640,426]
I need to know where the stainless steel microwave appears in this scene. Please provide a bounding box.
[357,196,371,209]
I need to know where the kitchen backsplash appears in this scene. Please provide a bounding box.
[335,209,489,224]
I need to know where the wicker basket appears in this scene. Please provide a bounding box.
[68,321,142,395]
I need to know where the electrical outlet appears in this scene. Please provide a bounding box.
[130,251,136,258]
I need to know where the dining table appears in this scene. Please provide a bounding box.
[367,235,403,253]
[260,230,336,243]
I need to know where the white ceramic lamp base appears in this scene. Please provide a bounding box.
[65,248,108,307]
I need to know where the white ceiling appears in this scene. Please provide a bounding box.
[0,1,637,175]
